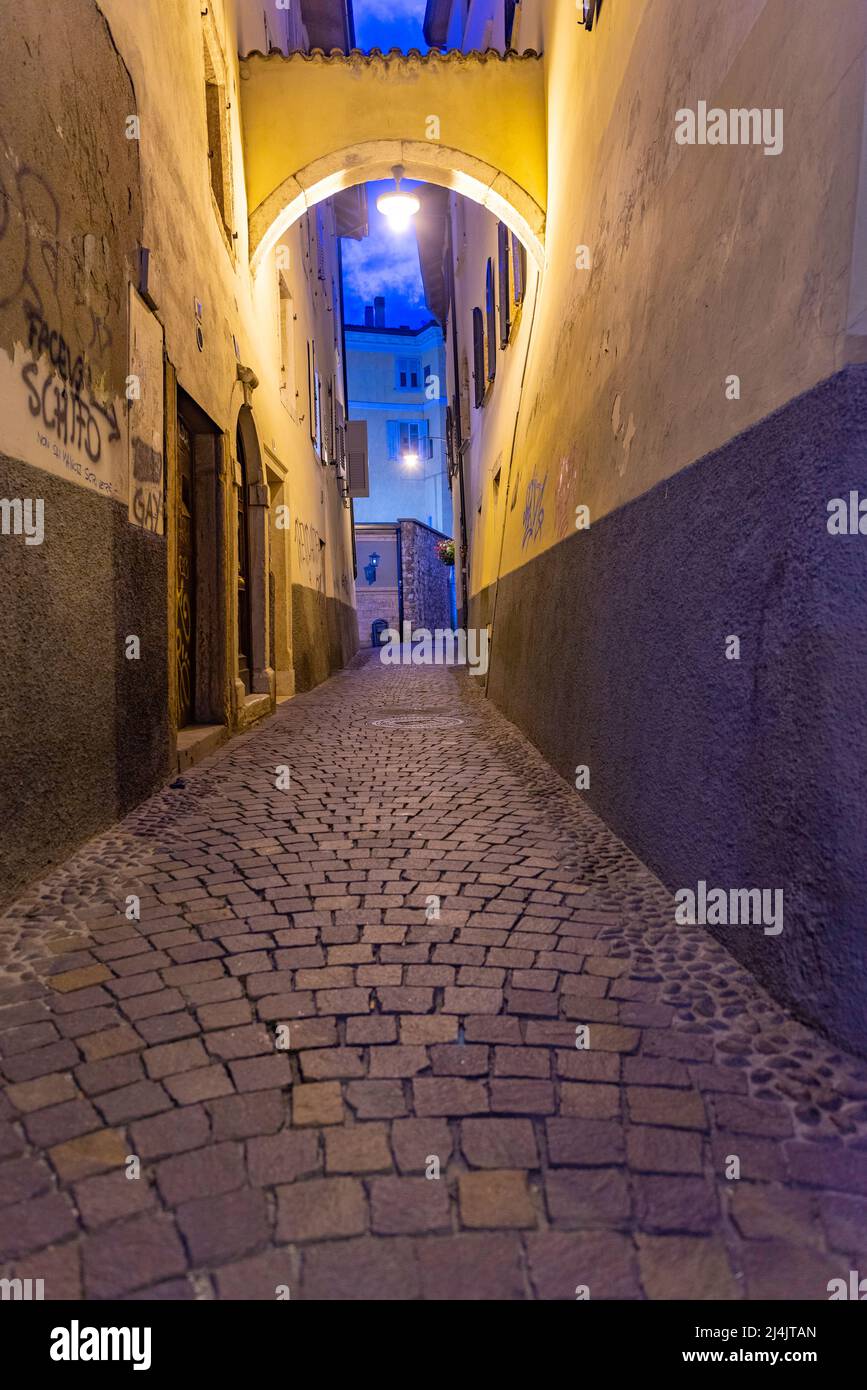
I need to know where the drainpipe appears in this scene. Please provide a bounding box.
[446,205,469,628]
[396,522,404,631]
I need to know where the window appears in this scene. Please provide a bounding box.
[396,356,421,390]
[497,223,511,348]
[387,420,429,460]
[203,33,233,236]
[485,259,496,383]
[472,307,485,408]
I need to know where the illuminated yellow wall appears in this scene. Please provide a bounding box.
[239,48,547,269]
[99,0,355,700]
[457,0,867,590]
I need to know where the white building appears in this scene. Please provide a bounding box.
[346,299,451,534]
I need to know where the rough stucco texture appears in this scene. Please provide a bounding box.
[0,456,169,905]
[292,586,358,692]
[473,365,867,1057]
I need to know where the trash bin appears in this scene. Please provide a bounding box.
[371,619,389,648]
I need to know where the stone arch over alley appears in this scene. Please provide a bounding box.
[239,48,547,272]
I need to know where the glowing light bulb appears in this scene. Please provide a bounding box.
[376,166,420,231]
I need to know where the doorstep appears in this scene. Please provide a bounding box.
[175,723,228,773]
[237,691,273,731]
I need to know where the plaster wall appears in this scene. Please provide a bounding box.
[0,0,356,898]
[442,0,867,1052]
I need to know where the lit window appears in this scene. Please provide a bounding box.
[387,419,429,460]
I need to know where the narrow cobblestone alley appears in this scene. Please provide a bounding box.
[1,654,865,1301]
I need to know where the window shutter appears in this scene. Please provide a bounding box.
[315,207,326,281]
[307,341,316,442]
[485,260,496,383]
[512,233,526,306]
[498,224,511,348]
[472,308,485,408]
[387,420,400,459]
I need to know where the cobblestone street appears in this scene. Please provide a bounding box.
[1,653,866,1300]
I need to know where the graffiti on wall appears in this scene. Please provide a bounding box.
[294,517,325,592]
[128,286,164,534]
[0,153,128,499]
[521,471,546,549]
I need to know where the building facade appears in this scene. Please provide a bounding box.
[346,302,450,534]
[0,0,360,902]
[424,0,867,1054]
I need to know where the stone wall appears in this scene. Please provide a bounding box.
[399,519,453,633]
[356,585,399,648]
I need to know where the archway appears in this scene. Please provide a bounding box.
[249,140,546,275]
[239,48,547,273]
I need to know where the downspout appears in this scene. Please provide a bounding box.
[446,205,470,627]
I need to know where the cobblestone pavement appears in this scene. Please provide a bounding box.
[1,653,866,1300]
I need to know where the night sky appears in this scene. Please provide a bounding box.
[342,1,432,330]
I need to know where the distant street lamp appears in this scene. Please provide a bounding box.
[401,434,448,470]
[376,165,420,232]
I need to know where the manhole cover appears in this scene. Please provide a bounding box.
[371,714,465,729]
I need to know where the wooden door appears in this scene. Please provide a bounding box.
[176,416,196,724]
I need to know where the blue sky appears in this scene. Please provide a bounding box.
[342,180,432,329]
[353,0,428,52]
[343,2,431,328]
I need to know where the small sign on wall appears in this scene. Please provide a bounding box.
[127,285,165,535]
